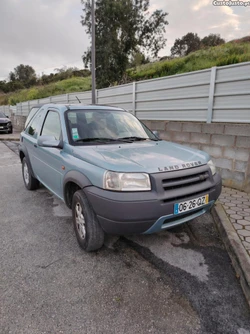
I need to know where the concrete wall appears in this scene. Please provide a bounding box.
[143,121,250,193]
[10,114,26,131]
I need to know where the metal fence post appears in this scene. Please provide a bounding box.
[207,66,217,123]
[64,94,68,104]
[96,89,98,104]
[132,81,136,116]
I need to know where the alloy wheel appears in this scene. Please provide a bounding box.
[23,162,29,185]
[75,202,86,239]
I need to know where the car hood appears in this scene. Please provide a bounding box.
[0,117,10,123]
[71,140,210,174]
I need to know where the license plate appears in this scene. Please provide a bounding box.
[0,126,3,129]
[174,194,209,214]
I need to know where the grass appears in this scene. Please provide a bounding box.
[6,77,91,105]
[0,94,9,105]
[127,42,250,81]
[1,39,250,106]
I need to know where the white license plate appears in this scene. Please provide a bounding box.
[0,126,4,129]
[174,194,209,214]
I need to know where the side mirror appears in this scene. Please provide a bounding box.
[6,115,9,118]
[37,135,63,149]
[153,130,160,139]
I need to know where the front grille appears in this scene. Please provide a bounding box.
[151,165,214,203]
[162,171,209,191]
[0,122,8,129]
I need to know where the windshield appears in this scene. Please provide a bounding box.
[66,109,158,145]
[0,112,6,118]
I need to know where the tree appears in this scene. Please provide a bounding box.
[201,34,225,47]
[170,38,186,57]
[81,0,168,88]
[9,72,16,82]
[0,80,7,93]
[129,50,150,68]
[171,33,201,57]
[9,64,37,88]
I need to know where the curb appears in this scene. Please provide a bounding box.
[212,202,250,307]
[0,138,20,141]
[0,134,20,141]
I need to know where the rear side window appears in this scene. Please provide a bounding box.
[26,113,43,139]
[25,107,40,129]
[41,111,61,140]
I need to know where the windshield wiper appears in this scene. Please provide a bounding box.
[75,137,119,143]
[118,136,155,142]
[75,136,158,144]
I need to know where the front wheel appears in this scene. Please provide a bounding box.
[22,157,39,190]
[72,190,104,252]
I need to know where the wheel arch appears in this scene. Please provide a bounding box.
[63,171,92,209]
[19,145,36,178]
[19,150,25,161]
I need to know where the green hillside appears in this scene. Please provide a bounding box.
[127,41,250,81]
[0,77,91,106]
[1,38,249,106]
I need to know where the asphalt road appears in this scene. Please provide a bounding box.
[1,141,250,334]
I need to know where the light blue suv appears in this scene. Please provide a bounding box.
[19,104,222,251]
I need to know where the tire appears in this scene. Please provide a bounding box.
[8,128,13,134]
[22,157,39,190]
[72,190,104,252]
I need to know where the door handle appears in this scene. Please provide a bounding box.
[34,144,37,148]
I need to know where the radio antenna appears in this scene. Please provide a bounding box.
[76,96,81,103]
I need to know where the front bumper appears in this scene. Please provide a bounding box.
[0,123,12,133]
[84,171,222,235]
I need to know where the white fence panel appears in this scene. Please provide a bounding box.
[97,84,133,111]
[212,62,250,123]
[50,94,68,104]
[39,97,51,104]
[0,61,249,123]
[0,105,11,116]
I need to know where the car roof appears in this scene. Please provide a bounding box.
[30,104,45,108]
[68,104,125,111]
[36,103,126,113]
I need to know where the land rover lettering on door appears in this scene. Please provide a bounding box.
[19,104,222,252]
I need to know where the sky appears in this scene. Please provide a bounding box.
[0,0,249,80]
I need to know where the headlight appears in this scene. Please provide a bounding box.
[7,122,11,127]
[104,171,151,191]
[208,160,216,175]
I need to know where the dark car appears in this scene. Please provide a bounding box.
[0,112,13,134]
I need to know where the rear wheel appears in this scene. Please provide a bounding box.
[72,190,104,252]
[22,157,39,190]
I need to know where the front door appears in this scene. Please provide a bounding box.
[34,110,64,198]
